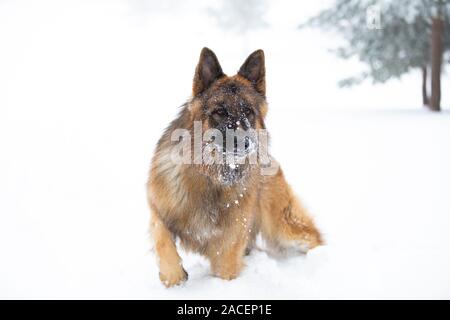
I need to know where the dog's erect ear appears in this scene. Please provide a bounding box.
[238,49,265,96]
[193,47,224,96]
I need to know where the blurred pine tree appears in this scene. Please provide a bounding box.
[301,0,450,111]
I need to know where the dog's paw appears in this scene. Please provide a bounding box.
[215,271,238,281]
[159,267,188,288]
[213,265,242,281]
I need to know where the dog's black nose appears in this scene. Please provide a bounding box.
[232,136,251,154]
[233,137,250,151]
[244,136,250,151]
[234,137,239,151]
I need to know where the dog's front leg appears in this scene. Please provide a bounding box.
[208,235,247,280]
[150,210,187,287]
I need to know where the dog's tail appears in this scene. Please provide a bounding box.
[257,169,323,254]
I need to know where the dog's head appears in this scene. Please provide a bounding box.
[188,47,268,185]
[191,47,267,131]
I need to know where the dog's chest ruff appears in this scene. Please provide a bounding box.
[169,172,251,248]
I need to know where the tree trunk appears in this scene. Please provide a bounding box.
[430,16,443,112]
[422,66,429,107]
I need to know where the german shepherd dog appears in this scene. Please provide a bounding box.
[147,48,322,287]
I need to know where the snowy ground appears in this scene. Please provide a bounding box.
[1,0,450,299]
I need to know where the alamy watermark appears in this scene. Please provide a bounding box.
[367,4,382,29]
[169,121,279,176]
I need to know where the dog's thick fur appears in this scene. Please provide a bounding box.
[147,48,322,287]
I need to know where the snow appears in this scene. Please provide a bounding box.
[1,0,450,299]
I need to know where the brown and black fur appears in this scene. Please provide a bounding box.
[147,48,322,287]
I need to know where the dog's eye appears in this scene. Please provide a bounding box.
[244,108,254,116]
[213,107,228,117]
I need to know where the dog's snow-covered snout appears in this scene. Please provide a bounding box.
[207,103,258,158]
[224,129,257,158]
[206,127,257,161]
